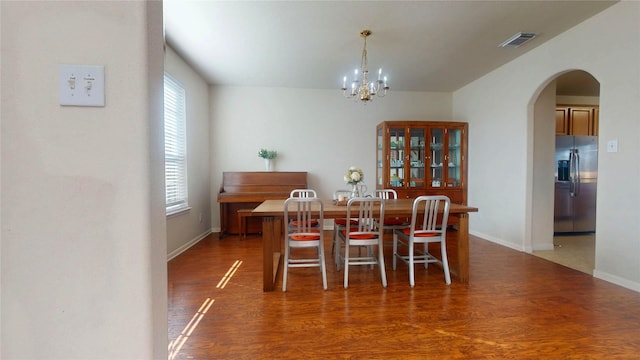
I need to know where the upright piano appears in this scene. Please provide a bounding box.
[217,171,307,238]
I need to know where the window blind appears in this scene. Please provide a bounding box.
[164,73,188,214]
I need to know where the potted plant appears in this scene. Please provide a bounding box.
[258,148,278,171]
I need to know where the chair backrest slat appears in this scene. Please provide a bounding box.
[413,195,450,234]
[373,189,398,200]
[284,197,322,234]
[346,197,384,235]
[290,189,318,198]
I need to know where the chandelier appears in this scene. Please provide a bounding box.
[341,30,389,102]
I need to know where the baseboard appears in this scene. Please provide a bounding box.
[470,230,525,252]
[530,243,554,252]
[167,229,212,261]
[472,230,640,294]
[593,269,640,293]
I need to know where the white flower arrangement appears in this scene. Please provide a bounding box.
[344,166,364,185]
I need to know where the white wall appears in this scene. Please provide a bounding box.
[530,81,557,252]
[165,47,212,258]
[1,1,167,358]
[209,87,453,230]
[453,2,640,291]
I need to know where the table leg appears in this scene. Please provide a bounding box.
[219,203,227,239]
[456,213,470,283]
[262,216,282,291]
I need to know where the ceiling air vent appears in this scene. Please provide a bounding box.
[499,32,536,48]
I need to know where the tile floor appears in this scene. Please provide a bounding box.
[533,234,595,274]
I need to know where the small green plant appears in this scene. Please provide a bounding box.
[258,148,278,159]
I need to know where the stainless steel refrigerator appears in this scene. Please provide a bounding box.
[554,136,598,233]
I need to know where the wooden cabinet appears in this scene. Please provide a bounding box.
[556,105,599,136]
[376,121,468,204]
[555,107,570,135]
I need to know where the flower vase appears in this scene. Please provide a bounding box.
[264,158,274,171]
[351,184,360,198]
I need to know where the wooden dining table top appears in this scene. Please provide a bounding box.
[251,198,478,217]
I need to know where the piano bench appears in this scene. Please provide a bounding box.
[237,208,254,239]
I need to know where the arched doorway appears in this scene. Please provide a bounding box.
[531,70,600,274]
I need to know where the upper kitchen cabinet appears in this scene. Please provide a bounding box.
[376,121,468,204]
[556,105,599,136]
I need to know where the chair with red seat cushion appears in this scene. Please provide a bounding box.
[288,189,320,231]
[393,195,451,286]
[373,189,410,247]
[282,197,327,291]
[289,189,318,198]
[331,189,357,261]
[336,197,387,289]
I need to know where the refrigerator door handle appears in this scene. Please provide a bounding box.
[569,150,575,197]
[574,151,580,196]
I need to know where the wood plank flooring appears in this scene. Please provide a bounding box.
[168,231,640,359]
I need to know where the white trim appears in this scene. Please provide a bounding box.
[167,229,211,261]
[166,206,191,218]
[470,230,525,252]
[593,269,640,293]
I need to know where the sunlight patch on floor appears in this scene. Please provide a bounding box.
[217,259,243,289]
[169,260,243,359]
[168,298,215,360]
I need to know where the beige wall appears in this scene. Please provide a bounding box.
[165,47,212,258]
[453,2,640,291]
[1,1,167,358]
[209,87,453,231]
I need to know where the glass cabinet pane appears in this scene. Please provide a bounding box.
[447,128,462,187]
[376,127,383,187]
[429,128,444,188]
[388,127,404,187]
[408,128,425,188]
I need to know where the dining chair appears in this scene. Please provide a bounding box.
[393,195,451,286]
[331,189,358,261]
[288,189,320,230]
[282,197,327,291]
[290,189,318,198]
[373,189,410,246]
[336,197,387,288]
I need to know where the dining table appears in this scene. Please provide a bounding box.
[251,198,478,291]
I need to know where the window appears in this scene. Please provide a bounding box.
[164,73,188,214]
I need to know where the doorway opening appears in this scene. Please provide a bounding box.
[532,70,599,275]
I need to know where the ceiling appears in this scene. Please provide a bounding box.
[164,1,615,94]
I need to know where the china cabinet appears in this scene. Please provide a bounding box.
[376,121,468,204]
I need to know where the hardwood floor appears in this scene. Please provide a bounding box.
[168,231,640,359]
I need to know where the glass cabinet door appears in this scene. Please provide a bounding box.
[388,127,405,188]
[446,128,462,187]
[408,127,426,188]
[429,128,444,188]
[376,127,383,187]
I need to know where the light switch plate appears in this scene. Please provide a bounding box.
[59,64,105,107]
[607,140,618,153]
